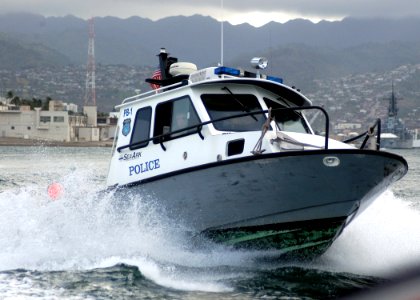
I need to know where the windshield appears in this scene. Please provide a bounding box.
[201,93,266,132]
[264,97,310,133]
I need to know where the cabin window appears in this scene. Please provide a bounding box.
[130,106,152,149]
[227,139,245,156]
[53,116,64,122]
[40,116,51,123]
[263,98,309,133]
[153,96,200,142]
[201,94,266,132]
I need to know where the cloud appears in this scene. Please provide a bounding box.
[1,0,419,25]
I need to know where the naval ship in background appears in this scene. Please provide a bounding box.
[381,84,414,149]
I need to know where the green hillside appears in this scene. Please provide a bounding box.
[0,33,70,69]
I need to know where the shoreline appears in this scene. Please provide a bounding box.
[0,137,113,147]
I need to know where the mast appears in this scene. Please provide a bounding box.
[84,17,96,106]
[220,0,224,66]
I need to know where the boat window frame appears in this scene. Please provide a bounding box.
[130,106,152,150]
[200,93,267,132]
[263,97,310,134]
[153,95,201,143]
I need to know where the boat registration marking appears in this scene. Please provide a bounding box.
[129,159,160,176]
[123,107,133,117]
[119,151,142,161]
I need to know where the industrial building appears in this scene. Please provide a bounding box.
[0,99,116,142]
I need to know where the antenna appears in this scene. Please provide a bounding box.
[220,0,224,66]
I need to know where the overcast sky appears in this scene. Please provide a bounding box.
[1,0,420,26]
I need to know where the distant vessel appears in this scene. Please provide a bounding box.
[381,84,413,149]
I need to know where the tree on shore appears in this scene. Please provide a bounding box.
[21,97,43,109]
[6,90,21,106]
[42,96,52,110]
[6,91,52,110]
[6,90,13,100]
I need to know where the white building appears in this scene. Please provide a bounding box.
[334,123,362,130]
[49,100,78,113]
[0,107,73,141]
[0,103,117,142]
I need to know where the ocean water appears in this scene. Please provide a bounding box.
[0,146,419,299]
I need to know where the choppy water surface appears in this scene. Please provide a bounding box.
[0,146,419,299]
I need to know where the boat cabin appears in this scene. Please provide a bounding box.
[107,49,340,187]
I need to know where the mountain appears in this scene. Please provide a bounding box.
[0,33,71,69]
[2,13,420,114]
[2,13,420,68]
[229,41,420,89]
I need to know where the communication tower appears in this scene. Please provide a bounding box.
[84,17,96,106]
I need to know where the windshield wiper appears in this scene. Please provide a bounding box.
[221,86,258,121]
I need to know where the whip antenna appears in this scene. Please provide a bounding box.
[220,0,224,65]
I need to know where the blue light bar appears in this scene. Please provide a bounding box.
[214,66,240,76]
[267,75,283,84]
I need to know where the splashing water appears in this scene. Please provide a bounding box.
[318,190,420,277]
[0,164,265,292]
[0,147,419,295]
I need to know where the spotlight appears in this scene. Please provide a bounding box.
[250,57,268,70]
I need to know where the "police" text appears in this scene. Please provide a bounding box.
[129,159,160,176]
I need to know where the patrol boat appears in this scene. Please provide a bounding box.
[107,49,408,259]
